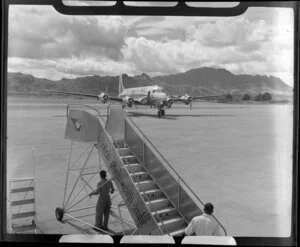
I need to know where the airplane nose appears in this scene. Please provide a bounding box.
[153,92,167,101]
[163,93,167,101]
[160,92,167,100]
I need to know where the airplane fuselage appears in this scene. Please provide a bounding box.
[119,85,167,106]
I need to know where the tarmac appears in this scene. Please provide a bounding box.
[6,97,293,237]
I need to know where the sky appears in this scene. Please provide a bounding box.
[7,4,294,87]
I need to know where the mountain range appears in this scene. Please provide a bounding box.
[7,67,293,98]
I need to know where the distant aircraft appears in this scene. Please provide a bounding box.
[50,75,224,118]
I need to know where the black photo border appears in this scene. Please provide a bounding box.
[1,1,298,245]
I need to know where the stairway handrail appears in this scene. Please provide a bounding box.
[125,116,227,236]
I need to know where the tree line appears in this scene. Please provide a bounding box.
[224,92,272,102]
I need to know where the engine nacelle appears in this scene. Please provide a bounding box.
[98,92,109,103]
[123,96,134,107]
[165,97,174,108]
[180,94,193,105]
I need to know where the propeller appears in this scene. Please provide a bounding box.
[147,91,153,108]
[187,95,193,110]
[132,92,138,108]
[165,97,173,108]
[147,91,151,103]
[180,94,193,110]
[99,92,109,103]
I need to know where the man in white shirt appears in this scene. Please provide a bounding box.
[184,203,223,236]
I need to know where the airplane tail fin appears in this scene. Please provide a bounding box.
[119,75,125,94]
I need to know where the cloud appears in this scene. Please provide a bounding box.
[121,9,294,86]
[186,17,270,49]
[8,6,128,60]
[7,6,294,86]
[122,37,193,75]
[8,56,135,80]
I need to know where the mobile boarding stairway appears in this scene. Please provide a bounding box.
[58,104,227,236]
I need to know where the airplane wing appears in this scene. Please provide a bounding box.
[47,90,124,103]
[192,95,226,100]
[132,96,148,105]
[48,90,100,99]
[107,96,123,102]
[171,94,226,101]
[133,100,143,105]
[169,94,225,104]
[169,94,226,110]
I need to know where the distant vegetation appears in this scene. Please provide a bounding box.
[255,92,272,101]
[7,67,293,103]
[242,94,251,101]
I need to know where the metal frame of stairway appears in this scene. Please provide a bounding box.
[55,103,227,236]
[55,104,138,235]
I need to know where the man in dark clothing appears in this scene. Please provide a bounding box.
[89,170,115,231]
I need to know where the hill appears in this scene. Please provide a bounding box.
[153,67,292,96]
[7,67,293,100]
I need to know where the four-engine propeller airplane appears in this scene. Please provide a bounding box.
[50,75,224,118]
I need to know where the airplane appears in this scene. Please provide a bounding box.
[50,75,225,118]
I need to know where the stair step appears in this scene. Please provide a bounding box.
[152,207,179,222]
[11,199,34,206]
[124,163,144,173]
[121,155,137,164]
[117,148,132,156]
[11,211,35,219]
[135,180,156,191]
[140,189,164,201]
[145,198,170,211]
[12,222,36,232]
[11,187,34,194]
[169,227,186,236]
[130,172,149,181]
[10,178,34,183]
[152,207,177,216]
[158,217,186,233]
[113,140,126,148]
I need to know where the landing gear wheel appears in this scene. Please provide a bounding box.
[161,110,165,116]
[157,111,161,118]
[55,207,64,221]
